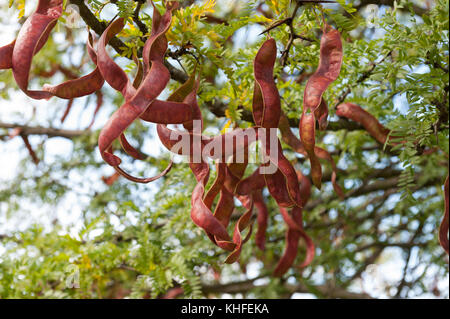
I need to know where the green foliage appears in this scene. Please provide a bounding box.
[0,0,448,299]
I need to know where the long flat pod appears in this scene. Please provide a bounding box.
[336,102,390,144]
[299,25,343,189]
[300,111,322,188]
[12,0,63,99]
[253,189,269,250]
[279,113,344,199]
[303,24,342,112]
[98,2,193,183]
[272,169,314,276]
[42,32,104,99]
[0,40,15,69]
[252,38,280,129]
[253,38,304,208]
[273,206,315,277]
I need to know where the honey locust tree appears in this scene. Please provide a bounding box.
[0,0,448,299]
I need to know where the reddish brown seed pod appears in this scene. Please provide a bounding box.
[279,112,344,198]
[300,25,343,189]
[253,189,269,250]
[97,1,194,183]
[303,24,343,112]
[252,38,281,129]
[273,206,315,277]
[43,32,104,99]
[223,165,255,264]
[101,171,120,186]
[0,40,15,69]
[300,111,322,189]
[336,102,390,145]
[11,0,63,100]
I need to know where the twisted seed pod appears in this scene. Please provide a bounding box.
[300,25,343,189]
[253,189,268,250]
[300,111,322,188]
[273,206,315,277]
[250,38,315,275]
[303,24,343,112]
[0,40,15,69]
[223,162,255,263]
[254,38,303,208]
[158,79,257,259]
[43,32,104,99]
[97,1,194,183]
[252,38,281,129]
[336,102,390,144]
[155,69,241,253]
[279,113,344,199]
[12,0,63,99]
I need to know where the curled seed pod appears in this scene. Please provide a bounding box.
[97,18,135,99]
[253,38,304,208]
[235,168,266,196]
[300,25,343,189]
[250,37,316,275]
[296,169,312,208]
[157,71,236,250]
[43,32,104,99]
[280,113,344,198]
[98,2,189,183]
[303,24,343,112]
[440,175,449,255]
[11,0,63,99]
[300,111,322,189]
[101,171,120,186]
[0,40,15,69]
[204,163,227,208]
[224,165,255,264]
[252,38,280,129]
[336,102,390,144]
[253,189,268,250]
[273,206,315,277]
[190,162,232,243]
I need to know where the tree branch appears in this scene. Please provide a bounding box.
[354,0,428,17]
[0,122,87,139]
[69,0,187,83]
[201,276,373,299]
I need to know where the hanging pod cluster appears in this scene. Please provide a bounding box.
[0,0,448,275]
